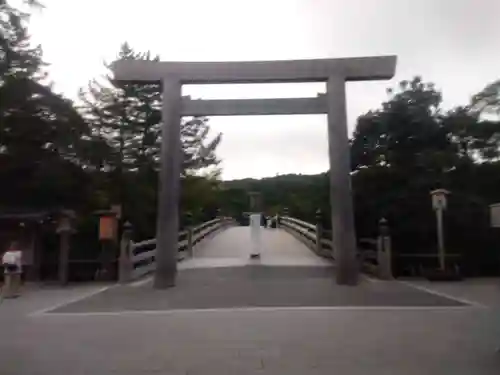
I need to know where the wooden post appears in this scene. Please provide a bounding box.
[315,209,324,255]
[56,211,75,286]
[119,221,133,283]
[436,208,445,270]
[430,189,449,271]
[377,218,393,280]
[59,232,70,286]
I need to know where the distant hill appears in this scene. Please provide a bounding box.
[217,172,330,227]
[222,172,328,189]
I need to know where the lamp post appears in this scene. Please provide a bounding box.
[430,189,450,271]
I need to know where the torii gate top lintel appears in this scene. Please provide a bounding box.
[111,55,397,84]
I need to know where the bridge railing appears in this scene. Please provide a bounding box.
[119,216,235,282]
[279,211,334,259]
[279,211,393,280]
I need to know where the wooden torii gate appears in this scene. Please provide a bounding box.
[111,56,397,288]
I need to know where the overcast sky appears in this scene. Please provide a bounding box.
[27,0,499,180]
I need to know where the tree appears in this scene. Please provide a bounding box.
[442,106,500,162]
[0,0,91,209]
[348,76,500,275]
[351,77,455,176]
[351,77,447,248]
[79,43,222,176]
[471,79,500,120]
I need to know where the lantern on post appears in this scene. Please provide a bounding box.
[430,189,450,271]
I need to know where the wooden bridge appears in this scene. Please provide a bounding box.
[119,214,393,285]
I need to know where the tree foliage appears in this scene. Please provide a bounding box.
[79,43,221,176]
[350,76,500,275]
[1,2,223,244]
[471,79,500,120]
[0,0,91,209]
[76,42,223,238]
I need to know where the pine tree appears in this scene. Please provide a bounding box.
[79,42,222,176]
[79,43,222,234]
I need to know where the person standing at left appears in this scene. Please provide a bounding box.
[2,242,23,298]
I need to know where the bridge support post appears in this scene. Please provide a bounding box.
[326,76,359,285]
[154,78,182,289]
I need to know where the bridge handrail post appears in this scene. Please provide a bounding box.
[377,217,393,280]
[119,221,134,283]
[315,209,323,255]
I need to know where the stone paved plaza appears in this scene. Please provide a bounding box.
[1,227,500,374]
[46,267,465,314]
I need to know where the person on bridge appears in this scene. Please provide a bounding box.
[260,213,267,228]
